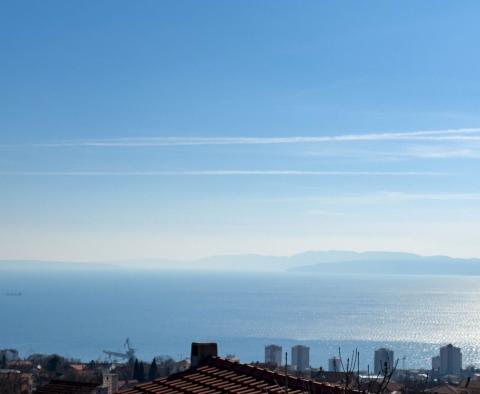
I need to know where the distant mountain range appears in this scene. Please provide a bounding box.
[2,251,480,275]
[287,251,480,275]
[198,251,480,275]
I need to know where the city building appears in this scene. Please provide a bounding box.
[328,357,342,372]
[121,342,362,394]
[291,345,310,373]
[0,349,20,363]
[0,369,32,394]
[374,348,394,375]
[102,373,118,394]
[432,355,441,372]
[439,344,462,376]
[265,344,282,367]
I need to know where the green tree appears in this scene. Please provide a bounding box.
[149,358,158,381]
[133,358,139,380]
[138,361,145,382]
[46,355,62,372]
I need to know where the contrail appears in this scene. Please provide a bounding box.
[0,170,450,177]
[31,127,480,147]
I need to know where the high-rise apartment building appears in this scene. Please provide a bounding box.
[328,357,342,372]
[432,355,441,372]
[374,348,394,375]
[265,344,282,367]
[439,344,462,375]
[291,345,310,372]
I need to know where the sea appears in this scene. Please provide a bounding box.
[1,270,479,370]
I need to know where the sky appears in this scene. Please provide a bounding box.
[2,1,480,261]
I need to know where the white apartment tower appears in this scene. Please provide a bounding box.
[291,345,310,372]
[439,344,462,375]
[374,348,394,375]
[328,357,342,372]
[265,344,282,366]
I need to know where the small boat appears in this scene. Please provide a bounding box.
[5,292,22,296]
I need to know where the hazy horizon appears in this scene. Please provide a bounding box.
[3,248,480,264]
[4,249,480,278]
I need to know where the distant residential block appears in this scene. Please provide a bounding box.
[291,345,310,372]
[264,344,282,366]
[0,369,33,394]
[439,344,462,376]
[374,348,394,375]
[432,355,441,372]
[328,357,342,372]
[0,349,19,362]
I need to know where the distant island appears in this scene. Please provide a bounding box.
[2,250,480,276]
[286,251,480,275]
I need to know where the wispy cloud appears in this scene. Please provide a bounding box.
[304,144,480,160]
[263,191,480,204]
[305,210,350,217]
[33,127,480,147]
[373,191,480,202]
[0,170,450,177]
[404,145,480,159]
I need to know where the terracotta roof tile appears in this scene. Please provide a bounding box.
[35,379,100,394]
[120,357,363,394]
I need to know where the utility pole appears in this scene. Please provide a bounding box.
[284,352,288,394]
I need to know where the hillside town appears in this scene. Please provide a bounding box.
[1,342,479,394]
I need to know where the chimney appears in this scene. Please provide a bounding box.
[190,342,218,368]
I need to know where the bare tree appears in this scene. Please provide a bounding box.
[337,347,361,391]
[365,358,399,394]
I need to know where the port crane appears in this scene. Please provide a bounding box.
[103,338,136,360]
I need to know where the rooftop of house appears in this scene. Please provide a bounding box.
[69,363,87,371]
[460,377,480,389]
[120,356,363,394]
[425,384,469,394]
[35,379,100,394]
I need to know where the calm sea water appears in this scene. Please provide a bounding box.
[1,270,479,369]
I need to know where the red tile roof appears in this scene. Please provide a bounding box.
[35,379,100,394]
[120,357,363,394]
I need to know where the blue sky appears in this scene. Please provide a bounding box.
[1,1,480,261]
